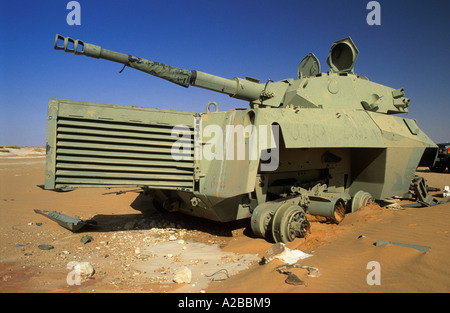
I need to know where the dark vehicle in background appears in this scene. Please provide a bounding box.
[430,143,450,173]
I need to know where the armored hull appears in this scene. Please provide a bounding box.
[46,35,438,243]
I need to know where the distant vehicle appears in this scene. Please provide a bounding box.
[429,143,450,173]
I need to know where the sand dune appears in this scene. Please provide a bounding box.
[207,202,450,293]
[0,147,449,293]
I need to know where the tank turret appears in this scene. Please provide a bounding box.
[55,34,411,114]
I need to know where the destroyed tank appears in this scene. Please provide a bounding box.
[46,34,438,243]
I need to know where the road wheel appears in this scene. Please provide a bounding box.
[272,203,309,243]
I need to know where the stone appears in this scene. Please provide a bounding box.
[78,262,95,277]
[38,244,54,250]
[262,242,285,263]
[173,266,191,284]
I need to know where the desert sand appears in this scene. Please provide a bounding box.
[0,146,449,294]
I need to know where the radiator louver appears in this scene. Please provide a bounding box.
[53,117,194,190]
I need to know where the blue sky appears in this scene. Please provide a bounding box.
[0,0,449,146]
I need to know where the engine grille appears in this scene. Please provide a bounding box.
[47,103,194,191]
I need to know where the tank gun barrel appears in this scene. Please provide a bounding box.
[54,34,264,101]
